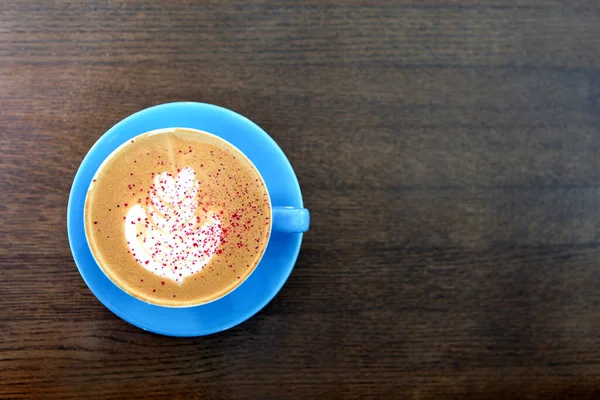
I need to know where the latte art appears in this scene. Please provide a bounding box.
[125,167,222,284]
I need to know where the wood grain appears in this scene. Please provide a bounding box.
[2,0,600,398]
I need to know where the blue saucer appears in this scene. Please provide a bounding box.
[67,102,306,336]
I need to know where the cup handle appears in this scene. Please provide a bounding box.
[272,206,310,233]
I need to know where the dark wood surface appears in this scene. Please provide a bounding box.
[3,1,600,398]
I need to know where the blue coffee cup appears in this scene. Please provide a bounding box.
[68,102,309,336]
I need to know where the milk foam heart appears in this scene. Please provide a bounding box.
[124,167,222,284]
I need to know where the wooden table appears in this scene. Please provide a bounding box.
[3,1,600,398]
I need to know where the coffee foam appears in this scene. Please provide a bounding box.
[85,128,271,307]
